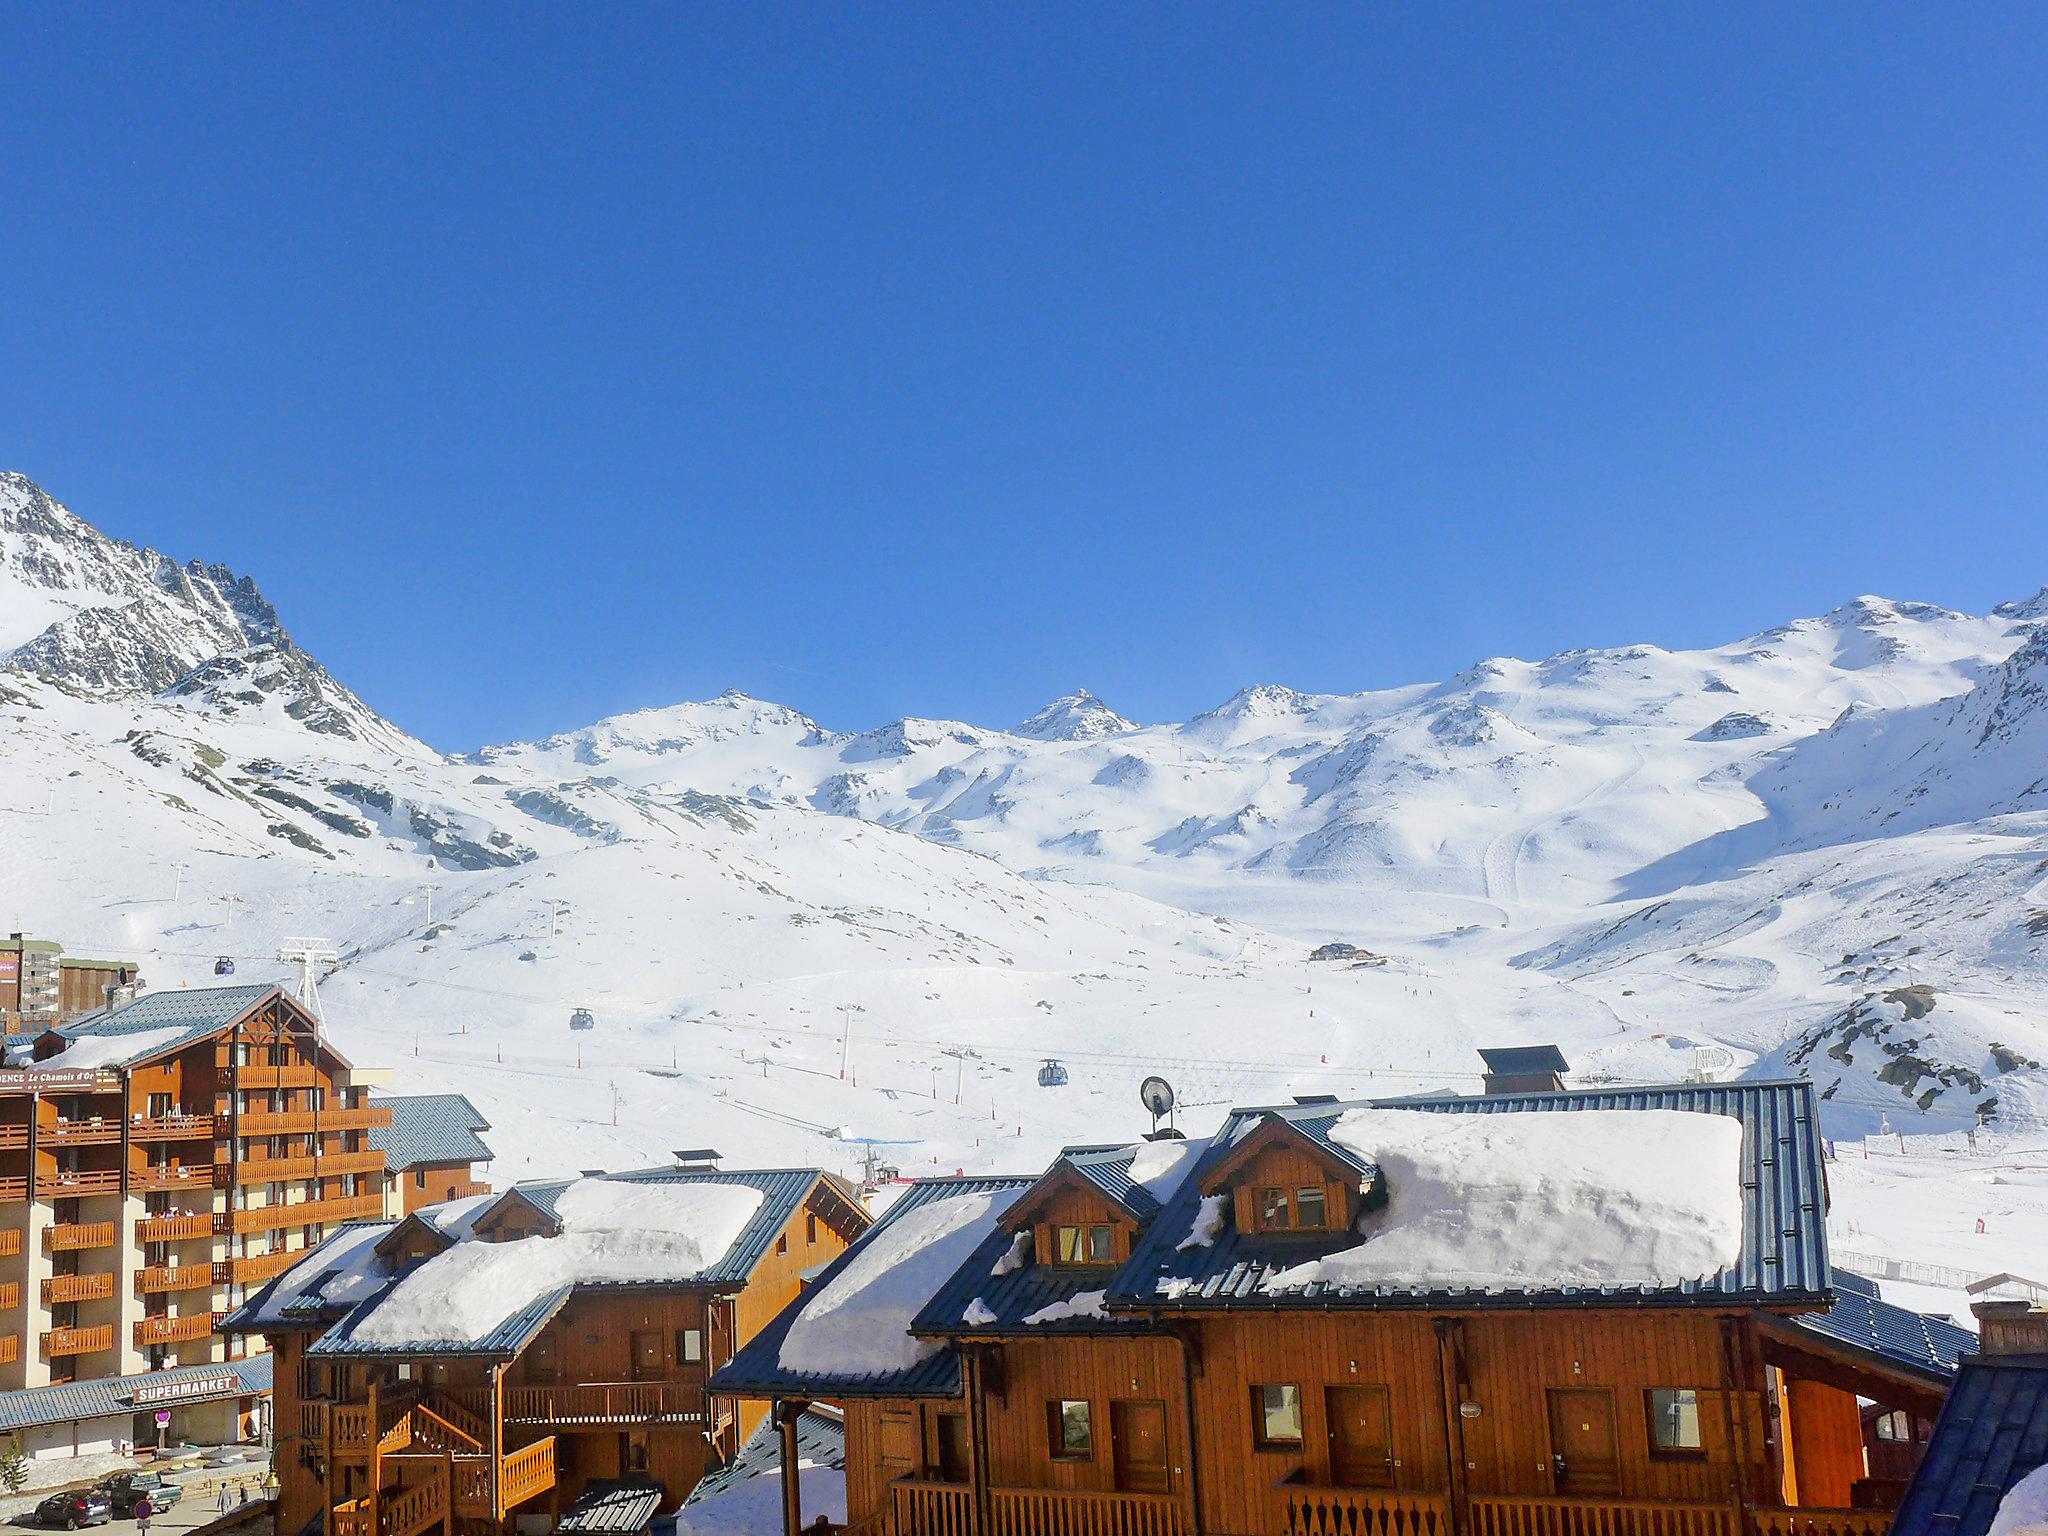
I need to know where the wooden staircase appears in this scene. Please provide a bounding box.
[326,1387,556,1536]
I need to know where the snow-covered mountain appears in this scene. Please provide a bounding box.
[4,471,2047,1282]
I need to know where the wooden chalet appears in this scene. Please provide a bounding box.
[225,1160,870,1536]
[1889,1300,2048,1536]
[714,1070,1973,1536]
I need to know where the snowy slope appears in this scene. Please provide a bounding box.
[4,471,2048,1293]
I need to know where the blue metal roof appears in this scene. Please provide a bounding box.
[1783,1279,1977,1388]
[1106,1080,1829,1312]
[370,1093,493,1171]
[0,1355,272,1434]
[689,1408,845,1505]
[710,1176,1035,1401]
[1891,1352,2048,1536]
[300,1168,844,1359]
[48,983,282,1067]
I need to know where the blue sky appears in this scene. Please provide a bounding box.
[3,7,2044,749]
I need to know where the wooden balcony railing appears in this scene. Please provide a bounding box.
[42,1271,115,1304]
[47,1220,117,1251]
[220,1191,383,1234]
[133,1113,220,1141]
[1283,1486,1452,1536]
[233,1064,325,1089]
[0,1176,29,1204]
[298,1399,329,1444]
[0,1124,28,1150]
[0,1334,17,1365]
[1751,1512,1893,1536]
[498,1438,558,1514]
[39,1118,122,1147]
[138,1263,218,1295]
[333,1462,449,1536]
[236,1106,392,1136]
[42,1324,114,1357]
[35,1168,123,1198]
[447,1179,493,1200]
[136,1212,214,1243]
[893,1480,1187,1536]
[217,1249,299,1286]
[134,1311,220,1347]
[131,1164,213,1193]
[229,1147,386,1185]
[0,1282,18,1310]
[0,1228,20,1258]
[1468,1496,1733,1536]
[497,1381,703,1424]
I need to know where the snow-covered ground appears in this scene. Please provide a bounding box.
[4,470,2048,1292]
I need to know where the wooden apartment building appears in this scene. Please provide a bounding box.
[226,1160,871,1536]
[715,1070,1973,1536]
[0,982,391,1394]
[369,1093,495,1216]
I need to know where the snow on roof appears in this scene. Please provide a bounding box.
[239,1221,395,1328]
[1125,1138,1195,1201]
[1993,1467,2048,1536]
[45,1024,194,1071]
[351,1178,764,1348]
[778,1187,1014,1377]
[1261,1106,1744,1293]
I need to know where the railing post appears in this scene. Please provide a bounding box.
[778,1400,808,1536]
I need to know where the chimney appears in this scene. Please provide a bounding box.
[672,1148,722,1171]
[1477,1045,1570,1096]
[1971,1299,2048,1355]
[578,1168,606,1179]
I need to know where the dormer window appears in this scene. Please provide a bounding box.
[1055,1224,1115,1265]
[1257,1186,1331,1232]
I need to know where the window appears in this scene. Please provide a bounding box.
[414,1169,427,1189]
[1872,1410,1911,1443]
[1258,1188,1292,1229]
[775,1233,788,1256]
[1295,1186,1328,1229]
[677,1329,703,1364]
[806,1213,818,1245]
[1047,1399,1093,1459]
[147,1093,173,1118]
[1252,1384,1303,1448]
[1647,1389,1704,1455]
[1055,1225,1116,1265]
[268,1042,291,1066]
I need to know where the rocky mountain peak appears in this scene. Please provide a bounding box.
[1012,689,1136,741]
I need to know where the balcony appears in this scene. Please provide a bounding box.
[0,1125,27,1150]
[230,1148,386,1185]
[46,1220,117,1252]
[134,1312,220,1347]
[892,1480,1187,1536]
[42,1324,114,1358]
[0,1229,20,1258]
[220,1191,383,1234]
[447,1179,493,1201]
[35,1169,123,1198]
[133,1113,220,1141]
[136,1212,214,1243]
[496,1381,704,1425]
[236,1105,393,1136]
[137,1263,218,1295]
[42,1272,115,1305]
[217,1250,299,1286]
[0,1334,16,1365]
[0,1282,18,1310]
[0,1176,26,1204]
[131,1163,214,1193]
[1456,1498,1891,1536]
[39,1118,122,1147]
[233,1064,324,1089]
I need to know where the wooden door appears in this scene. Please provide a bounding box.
[1328,1385,1395,1488]
[1111,1399,1170,1495]
[1547,1389,1620,1495]
[934,1412,970,1484]
[630,1330,663,1381]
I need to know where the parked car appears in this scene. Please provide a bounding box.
[95,1473,181,1517]
[33,1489,111,1529]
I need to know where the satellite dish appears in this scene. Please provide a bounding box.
[1139,1076,1176,1118]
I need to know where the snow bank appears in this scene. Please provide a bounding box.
[253,1220,393,1324]
[1023,1289,1106,1325]
[779,1191,1012,1376]
[1992,1466,2048,1536]
[1263,1107,1743,1292]
[48,1025,190,1070]
[353,1179,762,1346]
[1178,1194,1227,1250]
[1127,1139,1196,1200]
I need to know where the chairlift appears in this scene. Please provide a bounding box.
[1037,1058,1069,1088]
[213,957,236,977]
[569,1008,595,1032]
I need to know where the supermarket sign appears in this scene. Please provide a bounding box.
[131,1372,241,1407]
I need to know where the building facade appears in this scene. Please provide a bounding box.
[370,1094,495,1216]
[0,983,391,1398]
[229,1161,871,1536]
[0,935,141,1037]
[715,1075,1974,1536]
